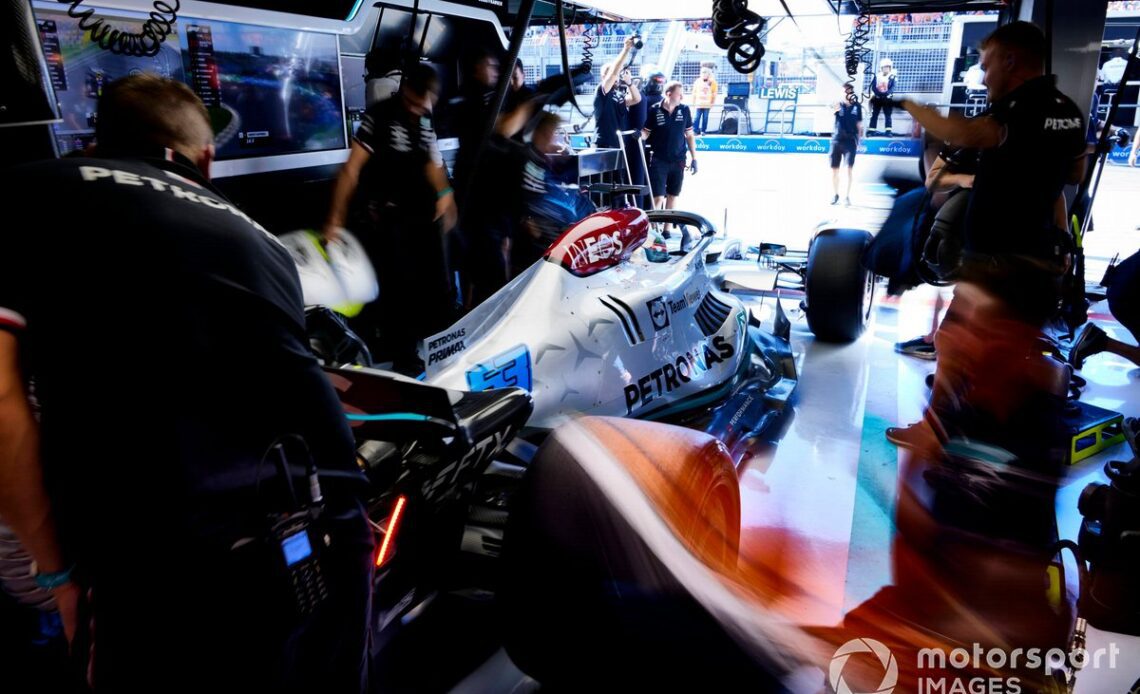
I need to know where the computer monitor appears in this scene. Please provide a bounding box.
[179,20,347,159]
[726,82,750,98]
[36,9,186,156]
[35,8,348,161]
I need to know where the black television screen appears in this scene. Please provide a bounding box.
[36,9,186,156]
[340,54,366,135]
[179,20,346,159]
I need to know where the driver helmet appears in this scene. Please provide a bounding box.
[645,230,670,262]
[641,65,667,96]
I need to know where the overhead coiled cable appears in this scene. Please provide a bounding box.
[844,2,872,103]
[711,0,766,74]
[61,0,180,57]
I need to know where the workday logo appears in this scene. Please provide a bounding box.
[720,138,748,151]
[794,139,828,153]
[880,140,913,155]
[695,137,711,151]
[755,138,786,152]
[830,638,898,694]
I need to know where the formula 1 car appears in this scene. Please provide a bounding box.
[422,196,873,428]
[421,203,800,441]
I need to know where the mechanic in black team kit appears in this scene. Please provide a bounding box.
[0,75,372,691]
[830,83,863,206]
[642,81,698,248]
[889,21,1086,466]
[845,26,1090,683]
[325,63,457,372]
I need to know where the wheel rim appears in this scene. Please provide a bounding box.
[861,269,875,326]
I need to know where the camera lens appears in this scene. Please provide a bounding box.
[633,35,643,50]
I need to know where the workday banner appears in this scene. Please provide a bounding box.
[1107,141,1133,165]
[568,134,921,157]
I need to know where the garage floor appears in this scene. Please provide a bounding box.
[382,151,1140,692]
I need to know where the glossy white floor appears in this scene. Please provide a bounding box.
[686,149,1140,692]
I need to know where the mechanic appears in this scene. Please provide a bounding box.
[887,21,1085,454]
[512,112,597,274]
[593,37,641,150]
[506,59,536,115]
[639,68,668,125]
[452,49,541,306]
[0,75,373,691]
[642,81,698,247]
[629,68,668,209]
[869,25,1089,673]
[830,83,863,206]
[324,63,457,372]
[623,70,651,207]
[868,57,897,136]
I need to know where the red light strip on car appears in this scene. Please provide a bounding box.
[376,495,407,567]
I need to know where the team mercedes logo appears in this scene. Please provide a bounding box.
[647,297,670,331]
[829,638,898,694]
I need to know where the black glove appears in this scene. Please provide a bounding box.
[688,159,698,175]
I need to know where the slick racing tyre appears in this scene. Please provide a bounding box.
[805,228,874,342]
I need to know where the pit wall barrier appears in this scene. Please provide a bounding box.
[568,134,922,157]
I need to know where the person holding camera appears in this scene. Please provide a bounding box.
[593,36,641,150]
[830,84,863,206]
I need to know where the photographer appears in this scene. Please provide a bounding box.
[593,37,641,150]
[829,84,863,206]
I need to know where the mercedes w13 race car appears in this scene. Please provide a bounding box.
[421,203,871,439]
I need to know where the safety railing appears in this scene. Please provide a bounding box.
[879,21,955,44]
